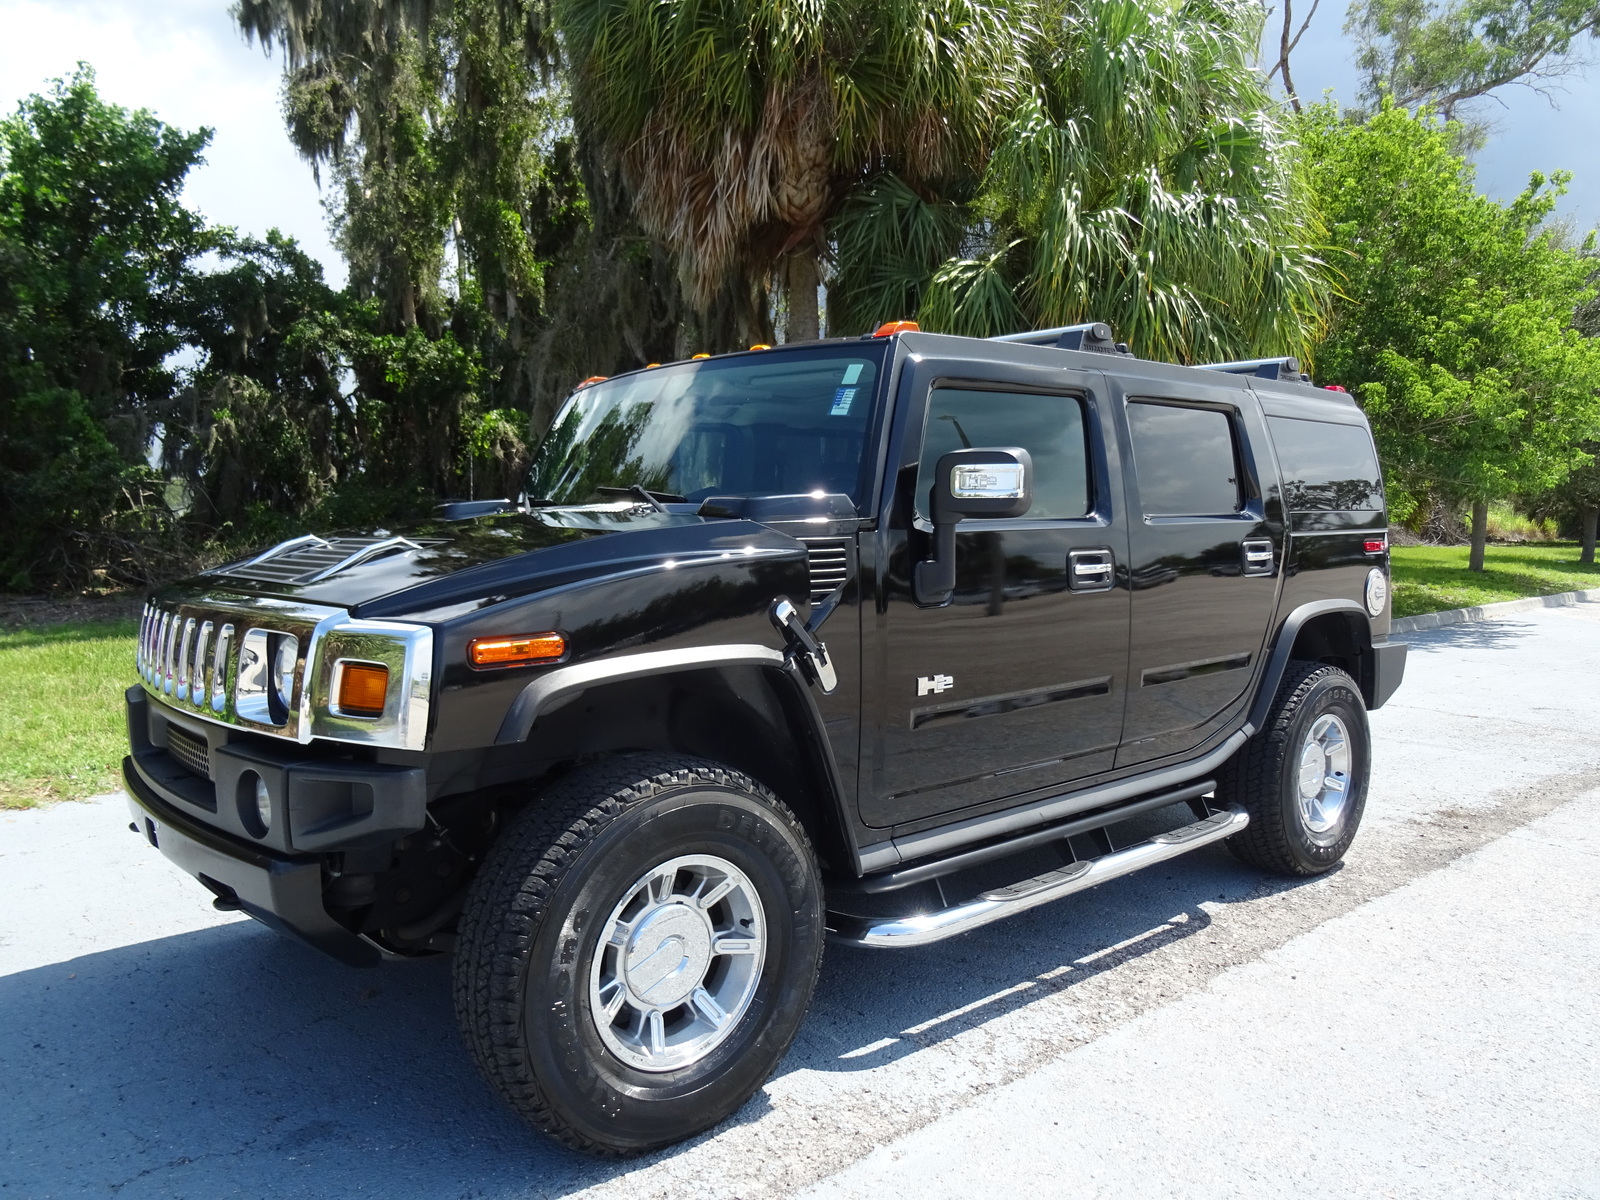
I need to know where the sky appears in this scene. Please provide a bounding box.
[0,0,342,283]
[1281,1,1600,236]
[1,0,1597,283]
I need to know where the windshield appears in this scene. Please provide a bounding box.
[526,345,887,508]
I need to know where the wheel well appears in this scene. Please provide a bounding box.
[1288,611,1374,705]
[519,665,852,871]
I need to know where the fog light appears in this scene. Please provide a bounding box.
[238,771,272,838]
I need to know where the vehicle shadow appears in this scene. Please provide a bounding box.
[0,841,1317,1199]
[1405,619,1531,652]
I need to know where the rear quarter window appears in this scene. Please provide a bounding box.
[1267,417,1383,511]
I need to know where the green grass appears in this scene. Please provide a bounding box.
[1390,543,1600,618]
[0,619,138,809]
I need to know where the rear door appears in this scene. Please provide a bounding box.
[861,349,1131,829]
[1113,374,1282,767]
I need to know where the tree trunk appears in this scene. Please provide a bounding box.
[1582,507,1598,565]
[1278,0,1302,114]
[785,251,821,343]
[1468,499,1489,572]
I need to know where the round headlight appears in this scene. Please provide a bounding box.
[1365,567,1389,617]
[255,775,272,832]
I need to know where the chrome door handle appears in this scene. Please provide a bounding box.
[1069,549,1116,593]
[1241,538,1275,576]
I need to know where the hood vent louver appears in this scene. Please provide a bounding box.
[210,535,431,586]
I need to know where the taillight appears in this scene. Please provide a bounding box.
[1364,538,1386,554]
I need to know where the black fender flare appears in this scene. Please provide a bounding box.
[1247,599,1375,730]
[494,643,863,871]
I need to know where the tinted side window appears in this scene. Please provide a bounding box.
[1268,417,1384,511]
[915,388,1090,520]
[1126,401,1241,516]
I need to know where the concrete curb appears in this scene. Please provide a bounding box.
[1391,587,1600,634]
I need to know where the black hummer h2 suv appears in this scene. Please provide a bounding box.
[123,321,1406,1154]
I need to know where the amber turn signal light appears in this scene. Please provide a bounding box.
[468,632,566,668]
[337,661,389,717]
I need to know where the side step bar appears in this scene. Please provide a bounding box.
[830,808,1249,949]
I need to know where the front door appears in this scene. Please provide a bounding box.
[862,358,1131,829]
[1113,376,1282,767]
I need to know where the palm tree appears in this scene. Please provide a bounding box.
[556,0,1025,344]
[910,0,1329,364]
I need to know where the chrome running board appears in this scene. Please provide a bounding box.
[830,808,1249,949]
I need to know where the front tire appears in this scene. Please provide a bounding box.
[1219,661,1370,876]
[452,754,824,1156]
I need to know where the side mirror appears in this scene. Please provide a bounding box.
[913,447,1033,606]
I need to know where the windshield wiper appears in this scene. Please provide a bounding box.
[594,484,687,513]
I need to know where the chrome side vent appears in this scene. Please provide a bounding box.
[801,540,850,604]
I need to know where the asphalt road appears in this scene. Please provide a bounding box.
[4,604,1600,1199]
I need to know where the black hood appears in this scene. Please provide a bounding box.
[192,507,805,619]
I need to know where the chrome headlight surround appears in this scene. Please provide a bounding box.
[305,619,433,750]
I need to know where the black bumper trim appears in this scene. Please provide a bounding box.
[1370,638,1407,710]
[123,756,380,967]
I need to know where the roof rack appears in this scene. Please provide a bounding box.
[989,322,1131,356]
[1197,357,1309,382]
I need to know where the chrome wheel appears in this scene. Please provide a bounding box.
[588,853,766,1073]
[1296,713,1352,846]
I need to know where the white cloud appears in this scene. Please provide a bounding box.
[0,0,344,283]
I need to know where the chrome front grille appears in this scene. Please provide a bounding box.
[137,598,315,736]
[801,540,850,604]
[134,593,434,751]
[165,725,211,779]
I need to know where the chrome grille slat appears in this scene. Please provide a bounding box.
[210,623,233,713]
[176,618,197,701]
[801,540,850,604]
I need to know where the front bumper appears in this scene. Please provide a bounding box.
[123,758,380,966]
[126,686,427,854]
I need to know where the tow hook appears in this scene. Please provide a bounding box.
[769,598,838,695]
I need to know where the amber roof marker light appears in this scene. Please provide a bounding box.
[871,320,920,337]
[468,632,568,669]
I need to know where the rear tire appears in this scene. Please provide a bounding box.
[452,754,824,1156]
[1219,661,1370,876]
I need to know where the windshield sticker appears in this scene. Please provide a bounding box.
[840,363,864,385]
[830,387,857,416]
